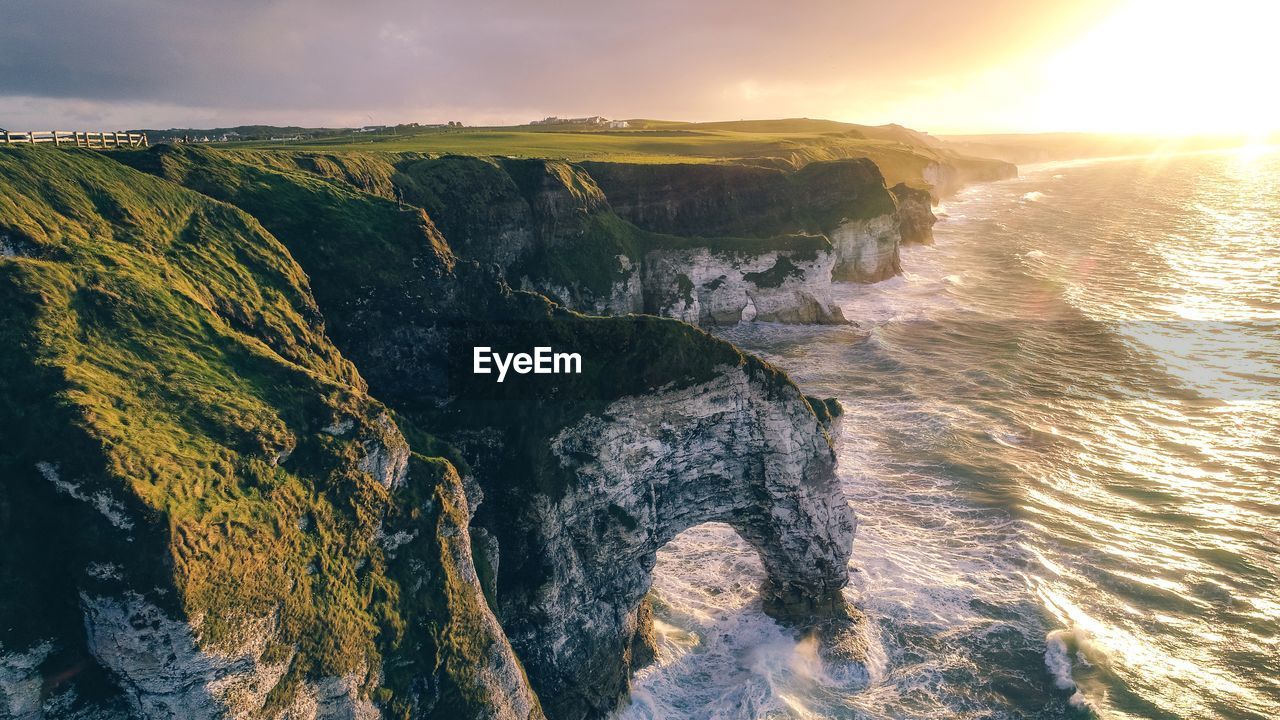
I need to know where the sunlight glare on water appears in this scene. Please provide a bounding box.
[618,148,1280,720]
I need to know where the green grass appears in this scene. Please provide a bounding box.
[0,146,536,718]
[231,118,978,188]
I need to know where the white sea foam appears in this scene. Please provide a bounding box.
[1022,191,1046,202]
[1044,629,1077,690]
[1045,629,1099,710]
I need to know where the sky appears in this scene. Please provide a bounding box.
[1,0,1276,135]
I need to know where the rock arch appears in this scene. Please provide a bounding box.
[492,364,857,719]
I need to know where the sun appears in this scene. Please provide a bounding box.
[1029,0,1280,137]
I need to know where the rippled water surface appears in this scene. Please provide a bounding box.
[618,148,1280,720]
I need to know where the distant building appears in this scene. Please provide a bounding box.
[606,120,630,129]
[356,125,387,133]
[531,116,612,126]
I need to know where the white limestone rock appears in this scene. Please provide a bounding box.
[499,362,858,717]
[829,213,902,283]
[356,412,410,489]
[642,247,847,326]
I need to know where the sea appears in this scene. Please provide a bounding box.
[617,147,1280,720]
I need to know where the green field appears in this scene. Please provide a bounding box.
[236,118,989,188]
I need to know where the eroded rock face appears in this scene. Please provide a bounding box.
[829,214,902,282]
[890,183,937,246]
[80,592,292,720]
[497,365,856,719]
[354,412,412,490]
[642,246,846,325]
[383,157,883,325]
[583,159,906,287]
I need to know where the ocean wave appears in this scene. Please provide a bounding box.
[1044,628,1100,712]
[647,151,1280,720]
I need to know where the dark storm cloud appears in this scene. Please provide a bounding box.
[0,0,1111,127]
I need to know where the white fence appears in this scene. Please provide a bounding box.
[2,130,148,148]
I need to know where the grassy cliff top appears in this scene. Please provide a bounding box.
[228,118,1000,189]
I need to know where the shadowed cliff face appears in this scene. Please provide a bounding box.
[279,154,855,324]
[391,156,853,323]
[105,145,858,719]
[579,160,895,238]
[890,182,938,245]
[582,160,905,284]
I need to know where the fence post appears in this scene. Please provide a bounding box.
[3,131,10,145]
[53,131,60,147]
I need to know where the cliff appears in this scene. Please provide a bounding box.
[581,159,904,283]
[890,183,937,245]
[0,145,859,720]
[0,147,539,720]
[300,153,848,326]
[252,151,977,314]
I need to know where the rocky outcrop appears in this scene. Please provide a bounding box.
[79,592,297,719]
[1,138,1024,720]
[385,156,854,324]
[642,241,845,325]
[507,364,854,718]
[890,183,937,246]
[828,213,902,282]
[0,146,867,720]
